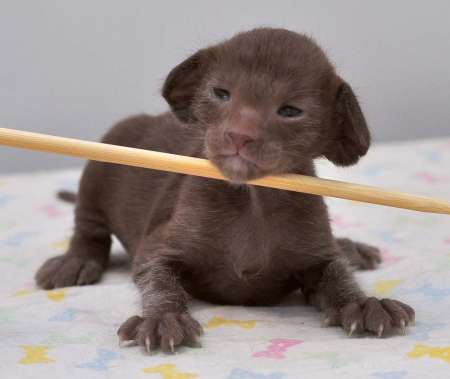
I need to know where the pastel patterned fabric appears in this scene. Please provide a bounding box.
[0,138,449,378]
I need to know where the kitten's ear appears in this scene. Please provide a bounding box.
[323,80,371,166]
[162,48,213,123]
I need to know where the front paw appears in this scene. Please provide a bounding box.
[35,254,103,289]
[117,311,203,354]
[325,297,415,337]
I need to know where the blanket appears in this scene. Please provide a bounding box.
[0,137,449,378]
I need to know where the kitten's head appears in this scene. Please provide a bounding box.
[163,28,370,182]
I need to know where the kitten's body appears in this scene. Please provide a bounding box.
[35,28,414,353]
[85,112,332,306]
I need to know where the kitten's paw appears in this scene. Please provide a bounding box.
[118,311,203,354]
[35,254,103,289]
[325,297,415,337]
[338,238,381,270]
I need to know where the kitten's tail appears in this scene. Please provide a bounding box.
[57,190,77,204]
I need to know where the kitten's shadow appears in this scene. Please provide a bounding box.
[107,251,132,275]
[190,290,312,322]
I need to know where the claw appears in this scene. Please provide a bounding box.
[377,324,384,338]
[400,319,406,335]
[119,337,135,348]
[169,338,175,353]
[323,317,331,327]
[348,321,358,337]
[145,336,151,354]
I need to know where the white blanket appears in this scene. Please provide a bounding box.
[0,138,449,379]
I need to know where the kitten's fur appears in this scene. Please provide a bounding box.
[35,28,414,353]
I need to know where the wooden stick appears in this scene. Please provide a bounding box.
[0,127,449,215]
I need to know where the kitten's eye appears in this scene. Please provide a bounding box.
[277,105,303,118]
[213,87,231,101]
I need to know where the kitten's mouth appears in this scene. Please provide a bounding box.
[212,153,266,183]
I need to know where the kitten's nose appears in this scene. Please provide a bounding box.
[226,106,260,150]
[226,131,254,150]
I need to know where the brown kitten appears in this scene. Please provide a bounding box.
[35,28,414,354]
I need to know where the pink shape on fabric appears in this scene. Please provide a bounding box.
[40,205,65,218]
[330,215,361,229]
[252,338,303,359]
[413,171,449,184]
[381,248,403,266]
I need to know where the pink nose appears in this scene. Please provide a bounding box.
[226,131,254,150]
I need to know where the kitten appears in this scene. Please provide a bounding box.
[36,28,414,353]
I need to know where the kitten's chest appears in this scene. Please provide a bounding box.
[220,197,300,270]
[178,193,326,304]
[176,180,332,304]
[192,188,314,275]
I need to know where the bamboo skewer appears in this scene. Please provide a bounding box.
[0,127,449,215]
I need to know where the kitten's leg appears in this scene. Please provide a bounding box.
[117,244,202,354]
[336,237,381,270]
[35,203,111,289]
[301,258,414,337]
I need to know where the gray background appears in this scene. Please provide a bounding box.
[1,0,449,173]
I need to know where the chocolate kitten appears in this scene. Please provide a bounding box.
[35,28,414,354]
